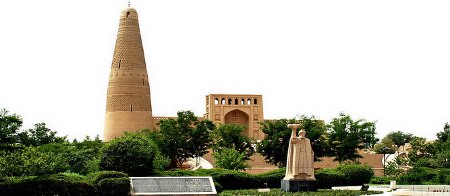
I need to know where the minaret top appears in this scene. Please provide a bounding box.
[120,7,138,19]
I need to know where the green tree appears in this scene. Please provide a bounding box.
[437,122,450,143]
[156,111,214,168]
[212,124,254,160]
[100,133,159,176]
[327,113,377,163]
[385,131,415,147]
[213,148,249,171]
[258,119,293,167]
[373,137,397,154]
[0,109,23,150]
[18,123,66,146]
[258,116,329,167]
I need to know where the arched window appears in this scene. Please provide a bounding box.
[214,98,219,105]
[254,98,258,105]
[127,12,131,18]
[234,99,238,105]
[228,99,232,105]
[130,104,133,111]
[247,99,251,105]
[221,98,225,105]
[241,99,245,105]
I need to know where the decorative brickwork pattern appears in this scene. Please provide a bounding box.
[104,7,153,142]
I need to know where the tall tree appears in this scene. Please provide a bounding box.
[18,123,66,146]
[258,116,329,167]
[385,131,415,147]
[258,119,293,167]
[327,113,377,163]
[0,109,22,150]
[157,111,214,168]
[212,124,254,160]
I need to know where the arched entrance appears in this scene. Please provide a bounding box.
[224,109,249,136]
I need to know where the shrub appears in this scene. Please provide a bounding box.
[437,168,450,184]
[88,171,129,185]
[315,168,345,189]
[397,167,438,185]
[254,167,285,188]
[100,133,159,176]
[213,148,249,170]
[370,176,394,184]
[336,164,374,185]
[0,173,96,196]
[97,177,130,196]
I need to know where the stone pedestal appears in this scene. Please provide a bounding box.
[281,179,317,192]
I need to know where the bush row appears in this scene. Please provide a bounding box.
[0,171,130,196]
[156,164,374,191]
[396,167,450,185]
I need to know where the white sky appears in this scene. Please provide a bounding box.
[1,0,450,141]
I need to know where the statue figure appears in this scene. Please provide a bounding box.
[281,124,317,192]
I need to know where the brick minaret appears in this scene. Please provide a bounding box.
[104,7,153,141]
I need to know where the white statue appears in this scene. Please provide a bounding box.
[283,124,316,181]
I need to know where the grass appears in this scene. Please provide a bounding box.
[218,189,383,196]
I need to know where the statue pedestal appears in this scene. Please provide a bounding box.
[281,179,317,192]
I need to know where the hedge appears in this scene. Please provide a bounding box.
[0,173,96,196]
[0,171,130,196]
[156,165,372,191]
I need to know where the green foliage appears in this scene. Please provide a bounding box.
[0,109,23,150]
[436,169,450,184]
[397,167,438,185]
[336,164,374,186]
[156,111,215,168]
[258,119,293,167]
[100,133,159,176]
[87,171,129,185]
[97,177,130,196]
[18,123,66,146]
[218,189,383,196]
[315,169,345,189]
[327,113,377,163]
[373,137,397,154]
[0,172,130,196]
[437,122,450,143]
[212,124,254,160]
[259,117,328,167]
[0,146,69,177]
[0,173,96,196]
[213,148,249,170]
[370,176,395,184]
[156,167,371,191]
[385,131,415,147]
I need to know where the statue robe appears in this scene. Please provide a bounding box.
[283,129,315,181]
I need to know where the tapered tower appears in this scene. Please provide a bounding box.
[104,7,153,141]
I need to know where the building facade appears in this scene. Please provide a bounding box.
[204,94,265,140]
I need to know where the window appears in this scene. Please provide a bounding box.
[228,99,232,105]
[221,98,225,105]
[235,99,238,105]
[254,99,258,105]
[127,12,131,18]
[214,98,219,105]
[241,99,245,105]
[247,99,251,105]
